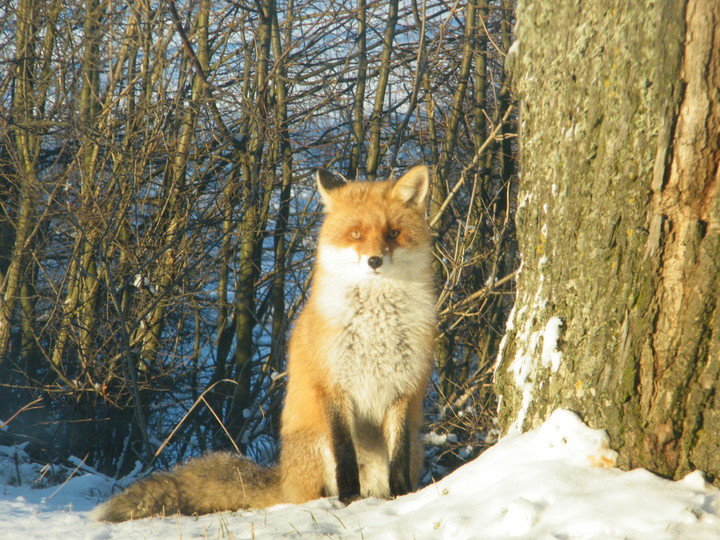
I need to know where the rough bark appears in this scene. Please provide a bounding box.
[495,0,720,483]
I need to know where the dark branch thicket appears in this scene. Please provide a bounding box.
[0,0,516,481]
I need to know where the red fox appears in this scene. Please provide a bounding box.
[92,165,436,521]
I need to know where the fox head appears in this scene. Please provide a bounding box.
[314,165,433,284]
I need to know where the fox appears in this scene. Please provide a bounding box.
[92,165,436,522]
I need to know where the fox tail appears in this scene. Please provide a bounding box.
[91,452,281,522]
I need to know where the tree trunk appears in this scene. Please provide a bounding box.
[348,0,367,179]
[365,0,399,179]
[495,0,720,484]
[0,0,45,359]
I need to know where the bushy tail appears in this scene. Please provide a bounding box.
[91,452,281,522]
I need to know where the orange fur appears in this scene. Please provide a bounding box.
[280,165,436,502]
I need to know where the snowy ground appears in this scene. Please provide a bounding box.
[2,409,720,539]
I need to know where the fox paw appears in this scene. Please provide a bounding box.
[338,492,362,506]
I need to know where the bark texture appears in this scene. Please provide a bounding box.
[495,1,720,482]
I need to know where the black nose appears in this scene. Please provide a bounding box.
[368,256,383,269]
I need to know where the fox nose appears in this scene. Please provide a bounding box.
[368,256,383,269]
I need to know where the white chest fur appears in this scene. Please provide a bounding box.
[323,278,435,424]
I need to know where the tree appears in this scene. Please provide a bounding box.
[495,1,720,483]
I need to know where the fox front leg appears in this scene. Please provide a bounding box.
[327,402,361,504]
[385,396,417,497]
[389,427,411,496]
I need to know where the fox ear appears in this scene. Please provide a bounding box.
[392,165,430,210]
[316,169,346,211]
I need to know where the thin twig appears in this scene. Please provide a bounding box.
[0,397,43,430]
[47,454,89,500]
[151,378,241,461]
[430,105,514,228]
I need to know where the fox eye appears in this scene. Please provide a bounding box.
[387,229,400,240]
[349,229,362,240]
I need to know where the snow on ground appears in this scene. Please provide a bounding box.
[2,409,720,539]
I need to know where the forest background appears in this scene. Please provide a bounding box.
[0,0,517,481]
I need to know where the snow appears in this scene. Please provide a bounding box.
[2,410,720,539]
[541,316,564,373]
